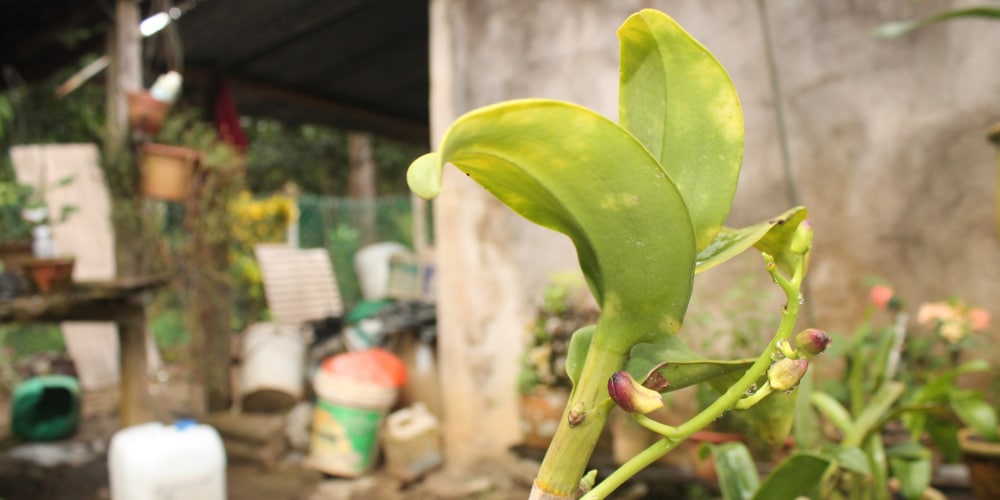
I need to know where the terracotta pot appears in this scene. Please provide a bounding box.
[959,427,1000,500]
[22,257,75,293]
[127,90,171,135]
[519,386,570,449]
[139,143,201,201]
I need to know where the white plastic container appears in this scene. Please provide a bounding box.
[239,322,306,412]
[354,242,410,301]
[109,420,226,500]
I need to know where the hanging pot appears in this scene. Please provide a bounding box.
[139,143,201,202]
[127,90,171,136]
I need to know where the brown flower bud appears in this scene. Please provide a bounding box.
[608,370,664,414]
[768,358,809,391]
[794,328,830,357]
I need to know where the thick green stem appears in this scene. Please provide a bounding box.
[582,253,806,499]
[531,341,628,499]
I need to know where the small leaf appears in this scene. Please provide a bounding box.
[565,325,596,388]
[627,337,753,392]
[752,452,830,500]
[695,207,808,275]
[706,442,759,500]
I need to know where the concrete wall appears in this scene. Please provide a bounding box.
[430,0,1000,462]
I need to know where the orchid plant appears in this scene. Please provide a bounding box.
[408,10,821,499]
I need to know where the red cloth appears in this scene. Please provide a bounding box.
[213,81,248,152]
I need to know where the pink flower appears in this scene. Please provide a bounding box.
[917,302,957,325]
[968,308,991,332]
[870,285,895,310]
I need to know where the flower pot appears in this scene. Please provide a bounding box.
[22,257,75,293]
[959,427,1000,499]
[139,143,200,202]
[127,90,171,135]
[519,386,569,449]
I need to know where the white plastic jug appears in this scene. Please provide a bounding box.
[109,420,226,500]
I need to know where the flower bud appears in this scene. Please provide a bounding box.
[794,328,830,357]
[608,370,664,414]
[790,220,813,255]
[768,358,809,391]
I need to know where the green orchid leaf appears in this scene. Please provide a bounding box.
[565,325,596,388]
[865,433,889,494]
[874,7,1000,39]
[695,206,808,275]
[811,392,854,435]
[846,382,905,447]
[752,452,830,500]
[887,444,932,500]
[626,337,753,392]
[619,9,743,251]
[828,446,872,476]
[409,99,696,350]
[705,442,759,500]
[950,394,999,441]
[792,370,819,450]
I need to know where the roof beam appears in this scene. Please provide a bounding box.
[185,65,428,145]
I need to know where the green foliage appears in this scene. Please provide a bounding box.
[243,118,427,195]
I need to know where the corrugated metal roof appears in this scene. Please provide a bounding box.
[0,0,429,144]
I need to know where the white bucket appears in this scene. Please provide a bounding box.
[239,322,306,412]
[308,370,397,476]
[354,242,410,301]
[109,420,226,500]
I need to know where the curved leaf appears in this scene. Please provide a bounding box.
[627,337,753,392]
[409,99,696,350]
[874,7,1000,39]
[950,394,999,440]
[811,392,854,435]
[619,9,744,251]
[706,442,759,500]
[696,206,808,275]
[753,452,830,500]
[565,325,596,387]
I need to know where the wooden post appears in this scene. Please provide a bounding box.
[347,131,378,246]
[106,0,142,150]
[118,303,151,425]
